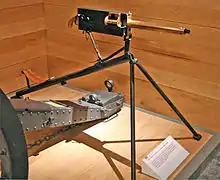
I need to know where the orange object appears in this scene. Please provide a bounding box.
[21,69,47,84]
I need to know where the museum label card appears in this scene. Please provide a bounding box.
[142,136,189,180]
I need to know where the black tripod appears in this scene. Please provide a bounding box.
[121,34,202,180]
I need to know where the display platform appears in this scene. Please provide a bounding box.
[25,86,212,180]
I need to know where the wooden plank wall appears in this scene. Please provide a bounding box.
[0,0,48,93]
[44,0,220,132]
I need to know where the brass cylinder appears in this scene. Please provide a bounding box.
[104,17,190,34]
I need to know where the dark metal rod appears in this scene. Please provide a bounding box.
[21,71,30,88]
[135,61,202,141]
[87,32,102,60]
[101,47,125,62]
[124,36,136,180]
[130,60,136,180]
[13,55,129,98]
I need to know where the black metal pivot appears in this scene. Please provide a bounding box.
[135,61,202,141]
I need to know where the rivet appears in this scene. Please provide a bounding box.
[62,121,65,124]
[37,112,40,115]
[22,112,25,116]
[69,110,71,113]
[21,121,23,124]
[56,110,59,114]
[41,124,44,128]
[30,112,33,116]
[51,111,54,115]
[62,110,65,114]
[34,126,37,130]
[26,128,29,131]
[116,102,121,106]
[69,121,71,124]
[0,148,7,156]
[55,123,57,126]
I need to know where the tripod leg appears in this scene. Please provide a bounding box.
[135,61,202,141]
[130,60,136,180]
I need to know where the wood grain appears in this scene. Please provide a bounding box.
[0,0,43,10]
[0,56,48,93]
[0,2,46,93]
[0,3,44,26]
[44,1,220,27]
[0,18,45,39]
[0,30,46,69]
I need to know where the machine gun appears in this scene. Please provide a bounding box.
[0,8,201,180]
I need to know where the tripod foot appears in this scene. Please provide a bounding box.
[193,134,202,141]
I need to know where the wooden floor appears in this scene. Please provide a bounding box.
[25,86,212,180]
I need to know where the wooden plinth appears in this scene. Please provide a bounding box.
[24,86,211,180]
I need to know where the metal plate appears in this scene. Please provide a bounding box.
[0,89,28,179]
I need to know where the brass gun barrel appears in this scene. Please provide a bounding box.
[105,18,190,35]
[128,20,190,34]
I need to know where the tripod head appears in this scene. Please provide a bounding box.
[68,8,190,36]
